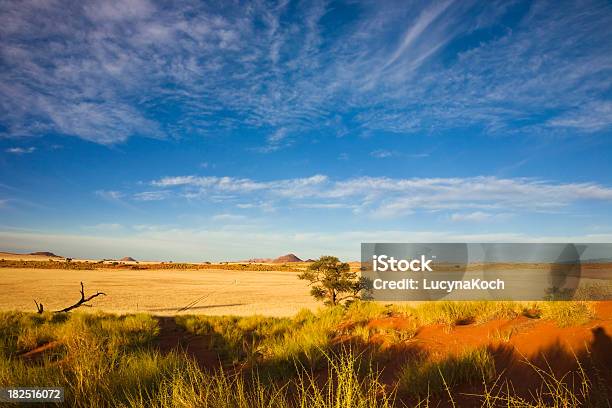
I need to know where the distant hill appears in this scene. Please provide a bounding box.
[241,254,303,263]
[304,259,316,262]
[29,251,61,258]
[272,254,302,263]
[119,256,137,262]
[244,257,273,263]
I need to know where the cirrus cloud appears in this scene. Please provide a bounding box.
[1,0,610,146]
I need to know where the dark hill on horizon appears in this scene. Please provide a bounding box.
[30,251,61,258]
[272,254,302,263]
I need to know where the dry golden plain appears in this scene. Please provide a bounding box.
[0,267,320,316]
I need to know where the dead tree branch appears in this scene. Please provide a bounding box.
[56,282,106,313]
[34,300,44,314]
[34,282,106,314]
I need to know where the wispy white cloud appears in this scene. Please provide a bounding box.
[256,128,291,153]
[95,190,124,201]
[141,173,612,217]
[381,0,454,70]
[369,149,428,159]
[84,223,124,231]
[5,146,35,154]
[450,211,492,222]
[152,174,328,198]
[297,203,355,209]
[211,213,247,222]
[84,0,154,22]
[133,190,170,201]
[546,101,612,131]
[236,201,276,212]
[1,0,609,146]
[370,149,396,158]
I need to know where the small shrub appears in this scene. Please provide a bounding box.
[539,301,594,327]
[394,301,521,327]
[398,347,496,396]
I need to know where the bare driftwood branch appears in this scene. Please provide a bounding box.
[56,282,106,313]
[34,300,44,314]
[34,282,106,314]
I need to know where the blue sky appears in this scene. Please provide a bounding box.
[1,0,612,261]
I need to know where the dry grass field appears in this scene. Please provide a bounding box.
[0,267,319,316]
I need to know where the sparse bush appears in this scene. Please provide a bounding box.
[392,301,522,327]
[539,301,594,327]
[343,301,388,323]
[479,353,605,407]
[298,256,370,306]
[398,347,496,396]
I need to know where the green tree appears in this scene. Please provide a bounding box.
[298,256,369,306]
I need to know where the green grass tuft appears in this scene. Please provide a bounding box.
[398,347,496,397]
[538,301,595,327]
